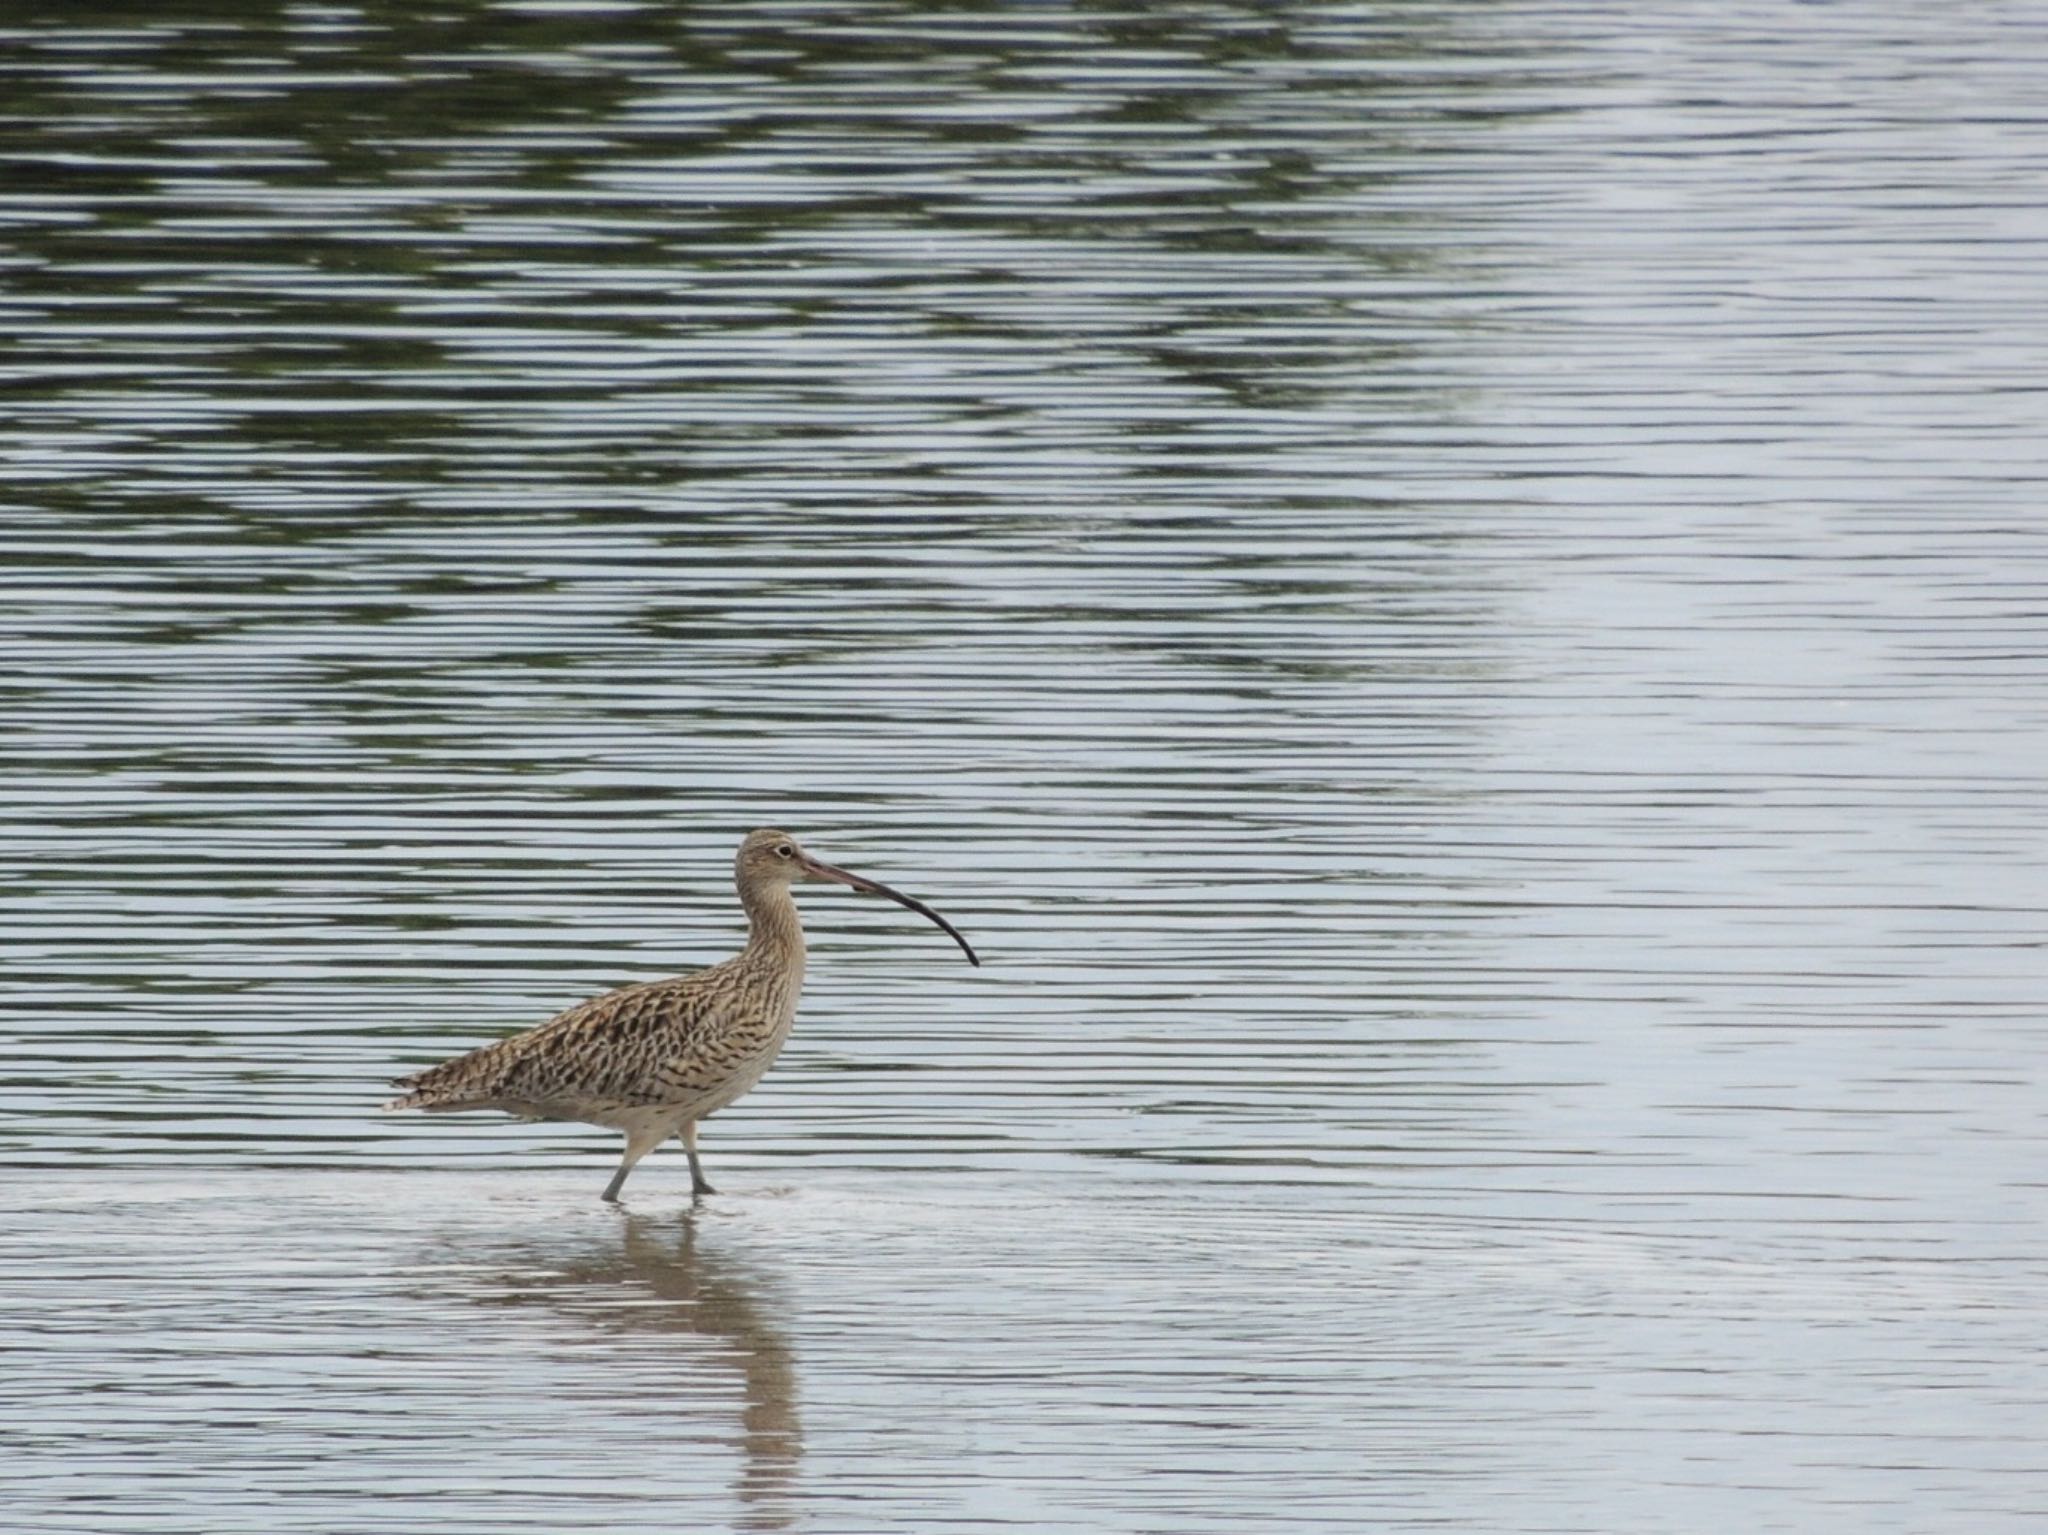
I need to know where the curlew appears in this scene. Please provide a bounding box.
[383,828,978,1201]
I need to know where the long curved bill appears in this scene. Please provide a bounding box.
[799,854,980,966]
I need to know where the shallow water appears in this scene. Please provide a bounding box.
[3,3,2047,1531]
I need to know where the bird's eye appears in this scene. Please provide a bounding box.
[774,844,794,858]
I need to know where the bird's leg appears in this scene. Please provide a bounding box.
[601,1121,669,1203]
[680,1120,717,1197]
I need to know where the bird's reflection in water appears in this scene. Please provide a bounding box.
[451,1209,799,1530]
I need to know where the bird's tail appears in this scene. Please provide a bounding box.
[381,1060,490,1113]
[381,1074,430,1113]
[381,1030,521,1114]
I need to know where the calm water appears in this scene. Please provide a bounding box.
[4,2,2046,1531]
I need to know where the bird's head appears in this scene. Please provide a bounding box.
[734,828,979,965]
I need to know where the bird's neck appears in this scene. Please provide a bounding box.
[740,882,807,968]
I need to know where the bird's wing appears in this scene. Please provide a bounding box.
[384,969,734,1113]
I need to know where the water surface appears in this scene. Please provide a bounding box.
[3,3,2046,1531]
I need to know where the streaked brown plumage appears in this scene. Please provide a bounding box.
[383,828,979,1201]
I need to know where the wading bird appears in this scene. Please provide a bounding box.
[383,829,978,1201]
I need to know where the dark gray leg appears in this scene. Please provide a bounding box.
[680,1120,717,1196]
[602,1124,666,1202]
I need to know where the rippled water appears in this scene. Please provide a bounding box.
[4,3,2046,1531]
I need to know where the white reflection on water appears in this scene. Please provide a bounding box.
[5,1172,2044,1533]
